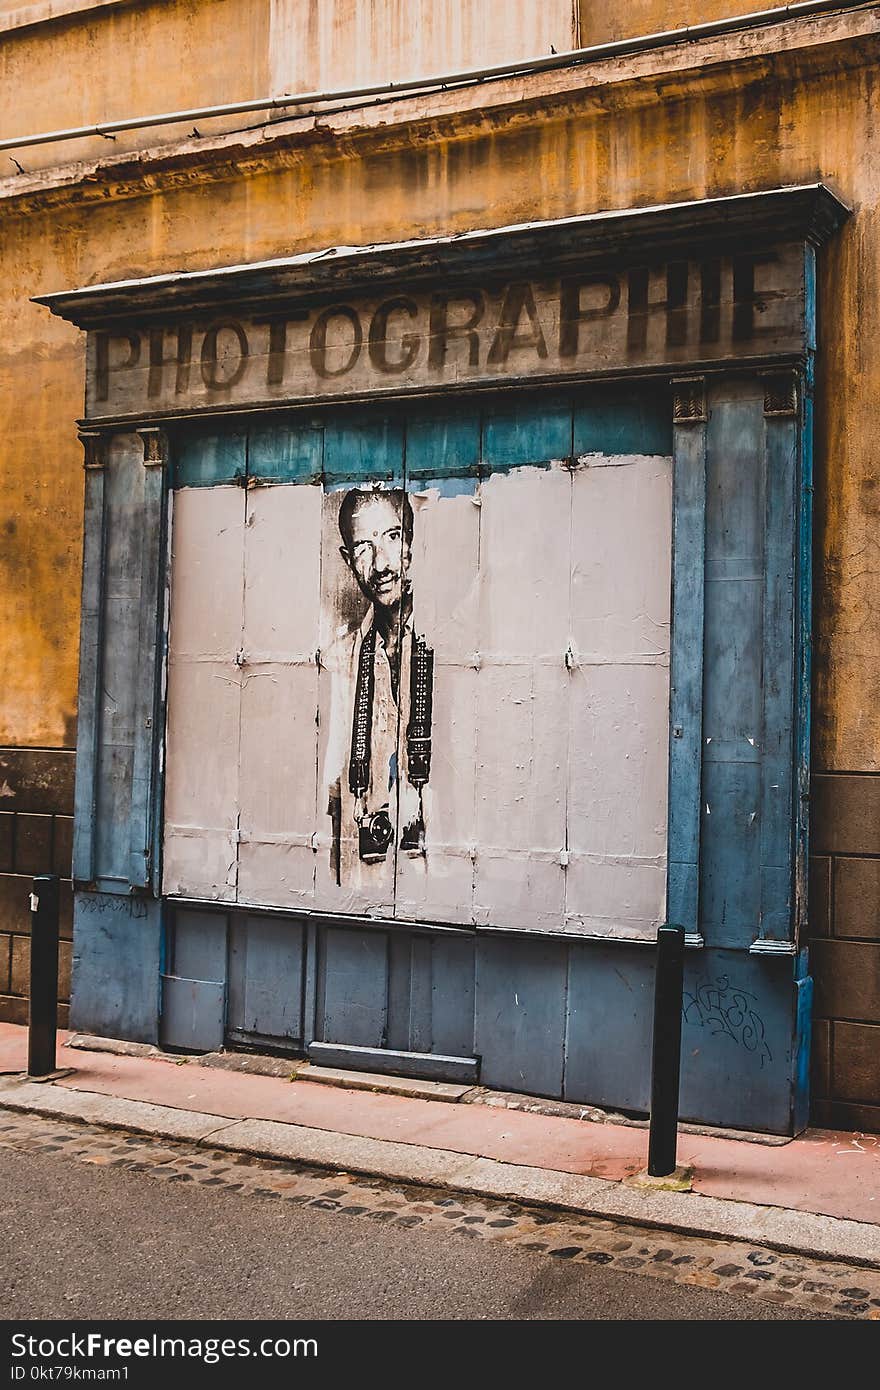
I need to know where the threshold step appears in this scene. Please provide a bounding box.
[298,1064,474,1103]
[306,1042,479,1091]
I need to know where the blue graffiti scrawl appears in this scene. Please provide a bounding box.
[683,976,773,1067]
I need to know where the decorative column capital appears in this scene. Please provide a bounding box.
[762,370,799,418]
[136,426,168,467]
[78,429,107,470]
[672,376,706,424]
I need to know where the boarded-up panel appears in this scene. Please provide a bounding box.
[395,419,481,925]
[248,422,323,484]
[70,894,162,1043]
[172,908,227,982]
[162,486,244,900]
[564,944,655,1110]
[237,663,320,910]
[474,936,567,1096]
[175,430,246,489]
[566,455,671,937]
[237,483,322,911]
[430,936,476,1058]
[678,948,795,1133]
[228,915,304,1041]
[473,465,570,931]
[160,976,226,1052]
[319,927,389,1047]
[162,396,672,939]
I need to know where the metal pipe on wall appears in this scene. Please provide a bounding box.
[0,0,872,155]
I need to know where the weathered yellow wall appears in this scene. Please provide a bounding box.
[1,0,579,177]
[270,0,577,95]
[578,1,786,44]
[0,0,271,173]
[0,13,878,770]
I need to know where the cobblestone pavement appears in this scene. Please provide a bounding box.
[1,1111,878,1320]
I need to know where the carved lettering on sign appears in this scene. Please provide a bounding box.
[700,260,722,344]
[732,253,783,340]
[149,325,193,398]
[368,297,420,374]
[487,281,548,365]
[310,305,364,379]
[85,246,806,419]
[427,292,484,370]
[200,320,250,390]
[94,330,140,403]
[253,310,309,385]
[558,275,621,357]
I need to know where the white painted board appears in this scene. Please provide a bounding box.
[163,451,671,938]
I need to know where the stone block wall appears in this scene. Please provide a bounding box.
[810,773,880,1132]
[0,749,75,1026]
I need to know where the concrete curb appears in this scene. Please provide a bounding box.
[3,1073,873,1273]
[2,1074,878,1271]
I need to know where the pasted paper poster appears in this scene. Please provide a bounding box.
[163,446,672,938]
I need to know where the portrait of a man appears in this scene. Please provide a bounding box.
[322,485,434,880]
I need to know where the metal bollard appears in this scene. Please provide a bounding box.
[27,873,61,1078]
[647,922,686,1177]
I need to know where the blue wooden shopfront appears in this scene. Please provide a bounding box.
[37,185,848,1133]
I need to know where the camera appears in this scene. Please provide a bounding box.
[400,812,425,854]
[358,807,395,862]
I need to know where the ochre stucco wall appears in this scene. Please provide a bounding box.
[0,0,271,174]
[2,38,877,767]
[0,0,579,177]
[578,1,788,45]
[270,0,577,95]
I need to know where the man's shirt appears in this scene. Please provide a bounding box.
[321,607,424,892]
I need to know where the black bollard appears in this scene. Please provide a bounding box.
[647,922,686,1177]
[27,873,60,1078]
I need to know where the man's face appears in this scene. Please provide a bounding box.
[341,494,411,609]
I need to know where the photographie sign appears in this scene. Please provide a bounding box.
[85,243,807,419]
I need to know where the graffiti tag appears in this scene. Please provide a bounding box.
[683,975,773,1067]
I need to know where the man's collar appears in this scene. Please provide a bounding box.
[361,605,415,646]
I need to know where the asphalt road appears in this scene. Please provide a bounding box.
[0,1137,825,1323]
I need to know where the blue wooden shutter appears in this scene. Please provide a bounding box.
[73,429,167,894]
[667,370,807,950]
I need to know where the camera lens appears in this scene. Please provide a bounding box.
[369,809,394,850]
